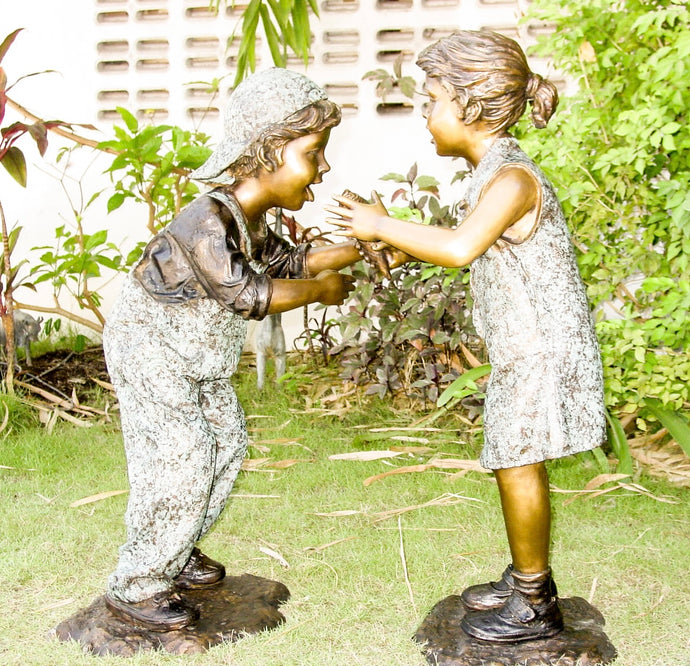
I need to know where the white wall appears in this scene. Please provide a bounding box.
[2,0,552,347]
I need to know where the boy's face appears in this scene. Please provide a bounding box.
[270,130,331,211]
[422,76,467,157]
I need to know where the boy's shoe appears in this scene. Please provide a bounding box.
[105,590,199,632]
[461,568,563,643]
[460,564,515,611]
[174,547,226,589]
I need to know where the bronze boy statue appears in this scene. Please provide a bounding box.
[102,68,365,632]
[328,31,606,643]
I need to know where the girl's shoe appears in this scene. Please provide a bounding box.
[461,568,563,643]
[460,564,515,611]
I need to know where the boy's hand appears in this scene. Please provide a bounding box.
[315,270,356,305]
[336,190,393,279]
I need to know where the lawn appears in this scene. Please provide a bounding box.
[0,354,688,665]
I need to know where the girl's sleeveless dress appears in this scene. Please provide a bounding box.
[465,137,606,470]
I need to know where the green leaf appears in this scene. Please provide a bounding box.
[107,191,126,213]
[260,4,285,67]
[116,106,139,133]
[437,364,491,407]
[380,172,407,183]
[291,0,310,63]
[1,146,27,186]
[644,399,690,458]
[176,145,212,169]
[84,230,108,251]
[605,410,633,475]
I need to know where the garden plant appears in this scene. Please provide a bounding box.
[0,0,688,662]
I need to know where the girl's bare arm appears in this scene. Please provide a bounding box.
[326,166,539,268]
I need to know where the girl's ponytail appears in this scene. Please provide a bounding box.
[526,73,559,129]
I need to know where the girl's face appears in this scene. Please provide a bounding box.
[270,130,331,210]
[422,76,468,157]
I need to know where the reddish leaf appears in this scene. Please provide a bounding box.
[0,29,23,65]
[28,122,48,155]
[1,120,29,143]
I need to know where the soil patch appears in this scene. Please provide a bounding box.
[15,346,110,404]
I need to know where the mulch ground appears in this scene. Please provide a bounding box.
[14,346,111,404]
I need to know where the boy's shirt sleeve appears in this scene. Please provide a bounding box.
[260,229,312,279]
[133,198,273,320]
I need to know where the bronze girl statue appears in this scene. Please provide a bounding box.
[329,30,606,643]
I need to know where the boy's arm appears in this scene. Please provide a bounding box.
[267,270,356,314]
[305,241,362,275]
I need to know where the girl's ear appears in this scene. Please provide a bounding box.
[463,99,483,125]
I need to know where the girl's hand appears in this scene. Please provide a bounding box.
[315,270,356,305]
[325,191,388,242]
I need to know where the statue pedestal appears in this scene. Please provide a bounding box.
[52,573,290,657]
[414,596,617,666]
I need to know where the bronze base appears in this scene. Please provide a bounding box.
[52,573,290,657]
[414,595,617,665]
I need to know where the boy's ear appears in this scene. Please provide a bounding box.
[257,144,283,173]
[274,145,285,167]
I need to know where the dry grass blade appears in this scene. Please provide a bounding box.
[560,476,680,505]
[265,458,313,469]
[329,450,404,461]
[360,426,447,433]
[37,598,75,612]
[232,493,281,499]
[363,457,490,487]
[389,445,435,454]
[617,481,679,503]
[0,401,10,434]
[629,440,690,487]
[584,473,631,490]
[254,437,304,445]
[364,464,434,486]
[14,380,73,409]
[90,376,115,392]
[371,492,483,524]
[55,409,93,427]
[460,342,483,368]
[259,544,289,568]
[398,516,416,615]
[311,509,363,517]
[304,536,358,553]
[69,490,128,507]
[429,457,490,473]
[241,457,271,471]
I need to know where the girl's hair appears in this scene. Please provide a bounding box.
[416,30,558,133]
[226,99,341,180]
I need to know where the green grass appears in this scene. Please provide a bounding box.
[0,355,688,665]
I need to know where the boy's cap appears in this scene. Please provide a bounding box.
[191,67,327,183]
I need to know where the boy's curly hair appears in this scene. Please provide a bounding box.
[225,99,341,181]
